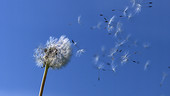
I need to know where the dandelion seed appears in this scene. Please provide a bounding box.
[143,42,150,48]
[108,16,115,26]
[106,63,110,65]
[114,31,119,37]
[98,76,100,81]
[108,26,114,32]
[149,5,152,8]
[131,0,136,7]
[111,64,117,72]
[134,52,137,54]
[97,63,104,70]
[109,47,118,57]
[112,9,116,11]
[72,40,78,47]
[76,49,85,57]
[96,22,102,29]
[34,35,72,69]
[94,63,105,81]
[110,60,117,72]
[94,55,100,64]
[144,60,150,71]
[119,15,123,17]
[134,40,138,46]
[149,2,152,4]
[91,22,102,30]
[112,57,114,60]
[128,13,132,19]
[126,34,131,40]
[135,4,142,14]
[160,72,168,87]
[101,46,105,52]
[100,14,103,16]
[78,15,81,24]
[132,60,139,64]
[115,39,127,47]
[121,51,129,64]
[104,17,109,23]
[123,6,129,16]
[114,22,123,37]
[108,16,115,32]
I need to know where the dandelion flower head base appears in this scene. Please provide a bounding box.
[34,35,72,69]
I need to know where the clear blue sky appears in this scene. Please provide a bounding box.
[0,0,170,96]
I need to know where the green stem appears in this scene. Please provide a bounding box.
[39,64,49,96]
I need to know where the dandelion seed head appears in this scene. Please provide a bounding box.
[34,35,72,69]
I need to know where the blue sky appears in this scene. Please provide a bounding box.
[0,0,170,96]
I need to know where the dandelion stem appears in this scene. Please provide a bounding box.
[39,64,49,96]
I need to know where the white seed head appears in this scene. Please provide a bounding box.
[34,35,72,69]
